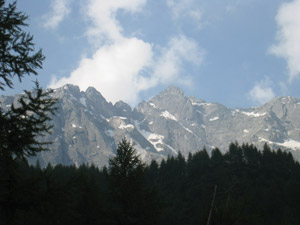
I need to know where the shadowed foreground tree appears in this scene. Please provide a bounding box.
[0,1,56,224]
[108,138,161,225]
[0,0,44,90]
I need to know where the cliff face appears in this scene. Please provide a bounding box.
[2,85,300,167]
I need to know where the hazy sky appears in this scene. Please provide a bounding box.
[4,0,300,108]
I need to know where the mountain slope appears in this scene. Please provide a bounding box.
[2,84,300,167]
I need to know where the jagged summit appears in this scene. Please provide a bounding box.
[85,86,107,103]
[153,86,186,102]
[163,85,185,96]
[2,84,300,167]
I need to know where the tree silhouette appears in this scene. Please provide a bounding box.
[0,0,44,90]
[108,138,160,225]
[0,1,56,223]
[109,138,144,179]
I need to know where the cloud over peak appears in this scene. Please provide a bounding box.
[270,0,300,82]
[85,0,146,42]
[50,38,153,105]
[49,0,204,105]
[248,77,275,105]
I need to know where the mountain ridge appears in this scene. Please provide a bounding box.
[1,84,300,167]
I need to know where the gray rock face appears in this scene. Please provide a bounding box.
[2,85,300,167]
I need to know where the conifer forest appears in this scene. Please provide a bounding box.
[1,1,300,224]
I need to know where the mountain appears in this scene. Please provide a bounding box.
[2,84,300,167]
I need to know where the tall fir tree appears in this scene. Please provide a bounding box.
[108,138,160,225]
[0,1,56,223]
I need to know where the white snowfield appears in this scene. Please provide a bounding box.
[236,109,266,117]
[134,121,165,152]
[209,116,219,121]
[259,137,300,150]
[191,100,212,107]
[118,124,134,130]
[182,125,193,134]
[79,97,87,107]
[149,102,158,109]
[160,111,177,121]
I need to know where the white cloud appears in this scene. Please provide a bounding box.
[49,0,204,105]
[248,77,275,105]
[43,0,72,29]
[85,0,146,42]
[269,0,300,82]
[166,0,203,24]
[50,34,203,105]
[50,38,153,105]
[148,35,204,87]
[166,0,192,18]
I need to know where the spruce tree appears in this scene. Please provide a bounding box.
[0,1,56,223]
[108,138,160,225]
[0,0,44,90]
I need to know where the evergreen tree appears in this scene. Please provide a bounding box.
[109,138,144,180]
[108,138,160,225]
[0,0,44,90]
[0,1,56,223]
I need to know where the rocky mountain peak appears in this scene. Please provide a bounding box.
[149,86,187,110]
[3,84,300,168]
[85,86,106,102]
[54,84,81,99]
[114,100,132,117]
[162,86,185,97]
[114,101,131,110]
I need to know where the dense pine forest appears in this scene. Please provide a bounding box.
[1,139,300,225]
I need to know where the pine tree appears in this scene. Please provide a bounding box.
[0,0,44,90]
[108,138,160,225]
[0,1,56,223]
[109,138,144,179]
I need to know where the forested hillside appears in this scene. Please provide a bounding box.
[2,140,300,225]
[2,1,300,225]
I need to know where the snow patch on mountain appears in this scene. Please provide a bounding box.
[117,116,127,120]
[160,111,177,121]
[149,102,158,109]
[119,124,134,130]
[209,116,219,121]
[191,101,212,107]
[259,137,300,150]
[182,126,193,133]
[179,123,193,134]
[80,97,87,107]
[134,120,165,152]
[164,143,178,155]
[237,110,266,117]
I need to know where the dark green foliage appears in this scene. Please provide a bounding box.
[108,138,161,225]
[0,83,56,224]
[0,81,57,161]
[109,138,144,179]
[1,2,300,224]
[0,1,56,224]
[0,0,44,90]
[1,142,300,225]
[0,0,56,163]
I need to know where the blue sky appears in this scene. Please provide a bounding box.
[4,0,300,108]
